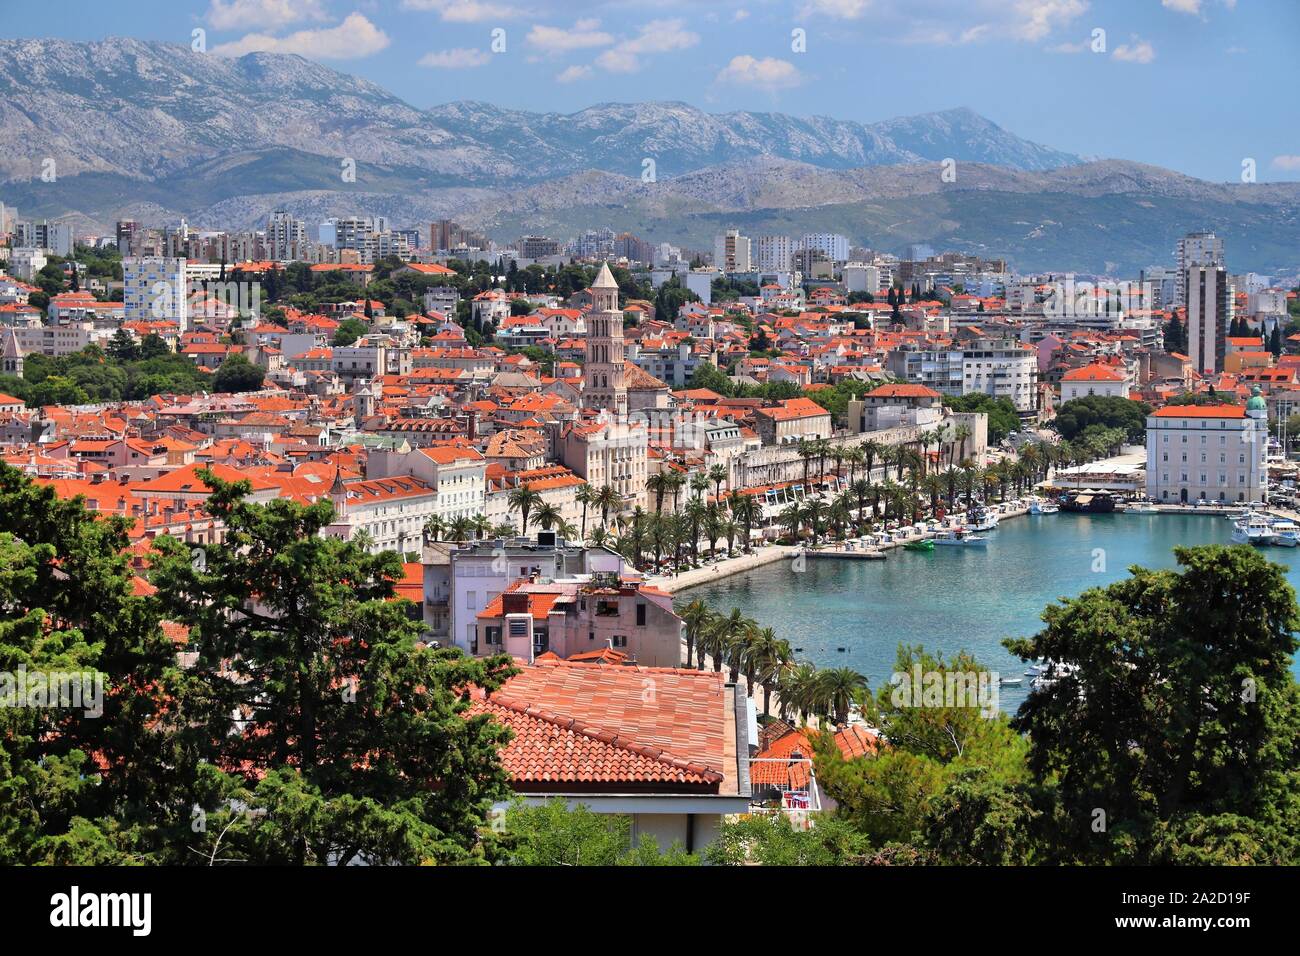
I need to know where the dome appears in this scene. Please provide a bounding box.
[1246,386,1267,412]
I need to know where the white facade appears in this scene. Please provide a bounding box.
[753,235,793,272]
[1145,403,1268,504]
[713,230,752,273]
[123,257,189,331]
[9,247,47,281]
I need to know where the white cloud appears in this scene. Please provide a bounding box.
[801,0,872,18]
[206,0,328,31]
[1011,0,1088,42]
[212,12,391,59]
[715,54,805,90]
[555,64,593,83]
[418,47,491,68]
[1162,0,1202,14]
[595,19,700,73]
[732,9,750,22]
[1271,155,1300,171]
[1112,38,1155,63]
[527,20,614,54]
[400,0,518,22]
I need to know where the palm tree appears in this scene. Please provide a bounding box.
[844,445,865,486]
[593,484,620,529]
[422,515,445,542]
[704,504,725,557]
[684,498,707,565]
[952,423,973,467]
[448,515,473,542]
[689,472,709,502]
[749,629,792,717]
[851,478,872,529]
[665,471,687,512]
[802,498,829,543]
[575,482,594,540]
[554,518,579,541]
[860,439,882,482]
[646,472,672,514]
[676,598,714,670]
[779,502,803,542]
[508,482,542,535]
[729,491,758,552]
[707,463,728,502]
[470,514,492,540]
[922,472,945,514]
[782,662,822,724]
[818,667,867,726]
[532,501,562,530]
[797,438,817,490]
[720,517,739,555]
[708,607,755,680]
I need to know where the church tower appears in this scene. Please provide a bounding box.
[583,262,627,417]
[1,326,23,378]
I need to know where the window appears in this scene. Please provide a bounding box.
[611,635,628,648]
[636,603,647,626]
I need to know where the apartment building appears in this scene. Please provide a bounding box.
[1145,394,1268,504]
[123,257,189,331]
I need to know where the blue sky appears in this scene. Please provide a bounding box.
[7,0,1299,181]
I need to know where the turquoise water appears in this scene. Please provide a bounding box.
[684,513,1300,712]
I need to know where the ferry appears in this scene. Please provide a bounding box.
[932,528,988,547]
[1231,511,1273,546]
[1028,497,1059,515]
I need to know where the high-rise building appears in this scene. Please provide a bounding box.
[1186,265,1229,375]
[1175,231,1225,306]
[16,220,73,257]
[266,210,307,261]
[583,262,627,417]
[519,236,561,259]
[754,235,793,272]
[123,257,189,332]
[798,233,850,263]
[713,229,751,273]
[116,220,141,255]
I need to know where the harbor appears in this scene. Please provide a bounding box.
[681,508,1300,712]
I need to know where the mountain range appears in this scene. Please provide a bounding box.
[2,37,1298,275]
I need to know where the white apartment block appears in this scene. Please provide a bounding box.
[887,338,1039,412]
[713,230,752,273]
[1175,231,1225,306]
[753,235,793,272]
[1145,399,1268,504]
[798,233,850,262]
[123,257,189,331]
[8,247,47,281]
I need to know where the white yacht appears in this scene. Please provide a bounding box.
[1125,499,1158,514]
[1029,497,1059,515]
[965,507,1000,532]
[1268,517,1299,547]
[932,528,988,547]
[1231,511,1273,546]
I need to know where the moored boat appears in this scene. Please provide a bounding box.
[932,528,988,547]
[1231,511,1272,546]
[903,538,935,553]
[1060,490,1117,513]
[1029,497,1060,515]
[1268,517,1299,547]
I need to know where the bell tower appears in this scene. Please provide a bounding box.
[583,262,627,418]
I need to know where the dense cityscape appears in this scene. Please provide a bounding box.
[1,3,1298,925]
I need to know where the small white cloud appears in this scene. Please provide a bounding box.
[212,12,391,59]
[1271,155,1300,171]
[419,47,491,68]
[1112,39,1155,63]
[596,18,700,74]
[527,20,614,54]
[1012,0,1088,42]
[732,9,750,22]
[401,0,517,23]
[1162,0,1202,14]
[206,0,328,32]
[716,54,805,90]
[801,0,871,18]
[555,64,593,84]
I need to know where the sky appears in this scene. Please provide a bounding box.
[5,0,1299,182]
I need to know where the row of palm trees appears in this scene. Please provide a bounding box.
[677,598,867,726]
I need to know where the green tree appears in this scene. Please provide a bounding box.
[1005,545,1300,864]
[212,354,266,393]
[149,470,517,864]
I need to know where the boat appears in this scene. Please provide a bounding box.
[932,528,988,547]
[999,676,1023,686]
[966,506,1000,531]
[1125,499,1158,513]
[903,539,935,553]
[1268,517,1299,547]
[1028,497,1059,515]
[1231,511,1272,546]
[1060,490,1117,513]
[1031,661,1079,690]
